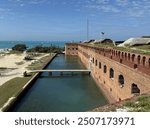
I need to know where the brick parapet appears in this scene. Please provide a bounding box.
[65,43,150,102]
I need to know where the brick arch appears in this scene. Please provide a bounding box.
[92,57,94,64]
[137,55,141,64]
[149,58,150,68]
[131,83,140,94]
[104,65,107,73]
[128,53,130,61]
[125,53,127,60]
[99,62,102,69]
[132,54,135,62]
[142,56,146,66]
[116,51,118,56]
[118,51,121,58]
[121,52,124,59]
[110,68,114,79]
[95,59,98,66]
[118,74,124,87]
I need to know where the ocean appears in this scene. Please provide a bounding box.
[0,41,66,49]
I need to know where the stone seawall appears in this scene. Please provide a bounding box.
[1,54,57,112]
[65,43,150,102]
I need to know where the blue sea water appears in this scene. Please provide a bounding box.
[0,41,66,49]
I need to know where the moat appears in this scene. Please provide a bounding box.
[11,54,108,112]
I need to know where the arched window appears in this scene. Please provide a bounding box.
[131,83,140,94]
[116,51,118,56]
[118,75,124,87]
[149,58,150,68]
[132,54,135,62]
[122,52,124,59]
[128,53,130,61]
[118,51,121,58]
[92,58,94,64]
[142,56,146,66]
[137,55,141,64]
[104,65,107,73]
[95,60,97,66]
[125,53,127,60]
[110,68,114,79]
[99,62,101,69]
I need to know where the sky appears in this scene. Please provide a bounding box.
[0,0,150,41]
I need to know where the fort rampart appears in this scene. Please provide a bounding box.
[65,43,150,102]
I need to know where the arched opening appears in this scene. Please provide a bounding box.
[131,83,140,94]
[95,60,97,66]
[137,55,141,64]
[128,53,130,61]
[118,75,124,87]
[142,56,146,66]
[118,51,121,58]
[125,53,127,60]
[132,54,135,62]
[99,62,101,69]
[149,58,150,68]
[116,51,118,56]
[110,68,114,79]
[104,65,107,73]
[92,57,94,64]
[122,52,124,59]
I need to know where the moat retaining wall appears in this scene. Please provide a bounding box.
[65,43,150,102]
[1,54,57,112]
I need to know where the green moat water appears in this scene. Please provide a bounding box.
[12,54,108,112]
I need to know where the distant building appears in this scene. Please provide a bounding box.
[115,41,124,45]
[118,37,150,47]
[83,39,95,43]
[94,39,114,45]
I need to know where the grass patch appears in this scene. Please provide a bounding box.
[124,101,136,108]
[27,53,55,70]
[83,43,150,55]
[9,50,23,55]
[123,95,150,112]
[0,76,33,108]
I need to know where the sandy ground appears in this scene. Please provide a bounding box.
[0,53,48,86]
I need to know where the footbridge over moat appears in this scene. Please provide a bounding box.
[29,69,91,76]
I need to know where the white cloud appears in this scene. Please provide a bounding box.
[83,0,150,17]
[9,0,49,6]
